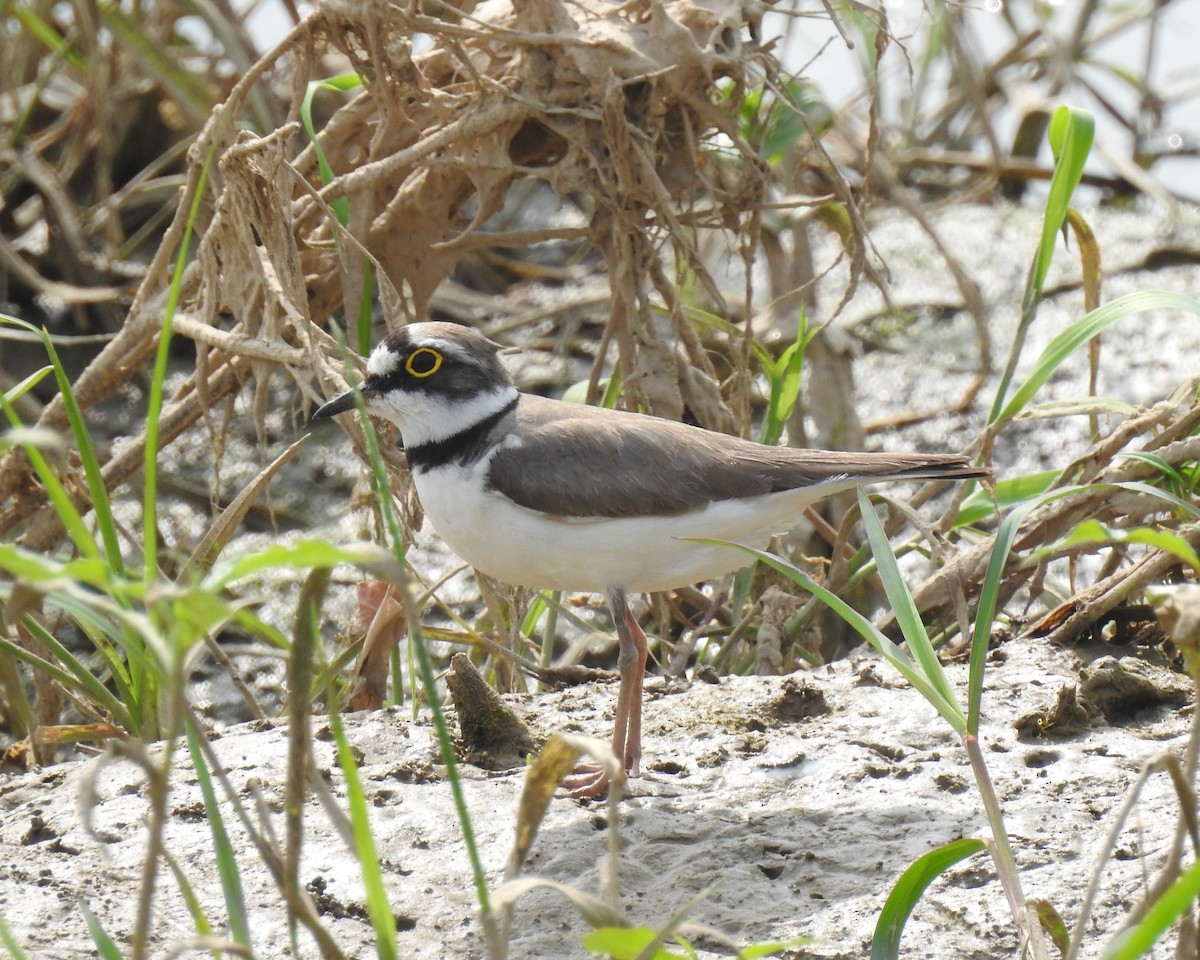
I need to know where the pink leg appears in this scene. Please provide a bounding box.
[616,599,647,775]
[561,589,647,798]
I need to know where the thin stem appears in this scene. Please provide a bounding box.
[964,733,1050,959]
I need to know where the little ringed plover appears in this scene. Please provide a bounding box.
[313,321,988,796]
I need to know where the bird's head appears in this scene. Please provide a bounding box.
[311,322,517,447]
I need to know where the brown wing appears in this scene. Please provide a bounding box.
[485,395,985,519]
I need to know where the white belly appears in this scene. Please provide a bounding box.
[411,462,818,594]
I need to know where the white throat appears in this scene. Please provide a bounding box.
[368,383,518,449]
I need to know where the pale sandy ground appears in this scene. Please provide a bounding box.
[0,636,1192,958]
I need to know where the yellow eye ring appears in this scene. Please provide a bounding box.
[405,347,443,378]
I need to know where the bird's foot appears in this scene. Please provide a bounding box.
[560,761,628,800]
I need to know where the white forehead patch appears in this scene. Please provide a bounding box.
[367,341,399,377]
[368,334,479,377]
[409,334,476,366]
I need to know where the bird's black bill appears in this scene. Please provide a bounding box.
[311,390,358,422]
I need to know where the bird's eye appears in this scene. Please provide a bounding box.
[405,347,443,378]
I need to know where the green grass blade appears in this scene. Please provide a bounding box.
[45,600,139,694]
[0,913,30,960]
[990,105,1094,423]
[994,290,1200,425]
[968,507,1031,737]
[300,73,374,351]
[161,850,213,940]
[0,394,99,561]
[355,262,374,358]
[205,540,403,590]
[79,900,124,960]
[327,702,398,960]
[872,838,986,960]
[1117,451,1186,487]
[0,348,53,402]
[857,490,963,720]
[1035,519,1200,570]
[967,486,1092,734]
[144,144,213,583]
[0,320,115,563]
[0,638,38,750]
[1110,480,1200,520]
[231,608,291,651]
[186,720,251,948]
[739,936,813,959]
[5,3,87,69]
[1033,106,1094,301]
[2,619,135,731]
[1100,856,1200,960]
[692,539,965,731]
[329,329,493,921]
[28,321,124,574]
[582,926,685,959]
[300,73,362,226]
[954,470,1058,527]
[755,312,811,445]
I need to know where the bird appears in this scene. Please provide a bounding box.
[312,321,988,796]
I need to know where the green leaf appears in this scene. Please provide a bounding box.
[758,313,812,445]
[1117,451,1186,487]
[186,721,250,947]
[1032,106,1094,299]
[328,703,398,960]
[34,317,125,574]
[955,470,1058,527]
[5,4,87,69]
[0,914,30,960]
[1112,480,1200,521]
[521,592,549,636]
[300,73,362,226]
[739,937,813,959]
[964,472,1200,727]
[967,486,1093,734]
[0,357,53,405]
[740,80,833,164]
[1,618,134,731]
[857,489,963,723]
[872,838,986,960]
[1101,856,1200,960]
[994,290,1200,425]
[1035,519,1200,571]
[989,105,1095,423]
[1033,899,1070,955]
[0,390,100,562]
[162,850,213,939]
[582,926,686,960]
[0,314,129,573]
[79,900,124,960]
[204,540,403,590]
